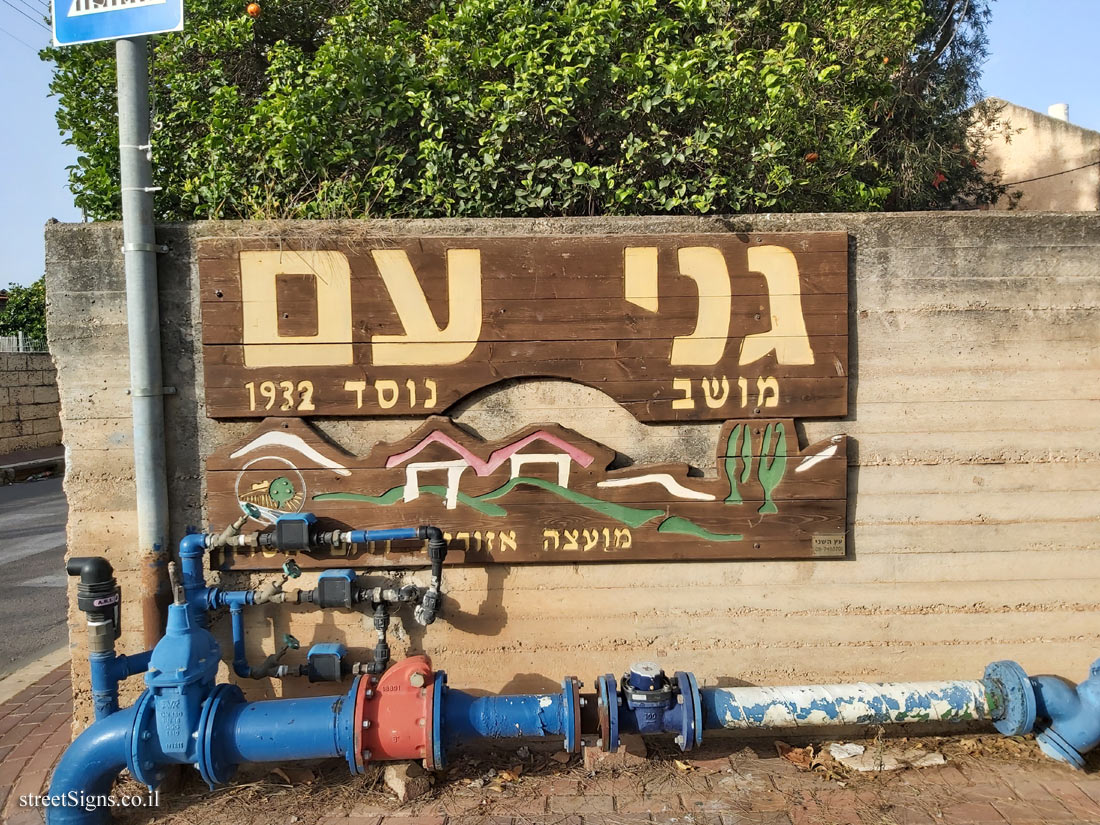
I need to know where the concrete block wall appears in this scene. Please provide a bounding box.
[46,214,1100,730]
[0,353,62,456]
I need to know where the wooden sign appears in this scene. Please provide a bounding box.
[206,416,847,569]
[199,234,848,422]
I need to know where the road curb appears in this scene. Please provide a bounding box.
[0,458,65,485]
[0,647,69,705]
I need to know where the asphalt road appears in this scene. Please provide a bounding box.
[0,478,68,680]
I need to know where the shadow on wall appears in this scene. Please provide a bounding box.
[843,232,859,564]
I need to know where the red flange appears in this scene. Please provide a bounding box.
[353,655,435,771]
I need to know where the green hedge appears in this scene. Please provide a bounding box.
[46,0,1000,220]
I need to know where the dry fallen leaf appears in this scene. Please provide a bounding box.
[810,748,848,781]
[673,759,697,772]
[774,741,815,771]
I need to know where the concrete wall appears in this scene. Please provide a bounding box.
[981,99,1100,211]
[0,353,61,456]
[46,214,1100,730]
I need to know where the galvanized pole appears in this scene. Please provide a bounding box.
[116,35,170,646]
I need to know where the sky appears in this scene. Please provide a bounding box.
[1,0,1099,288]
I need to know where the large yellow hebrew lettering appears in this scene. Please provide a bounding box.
[739,246,815,366]
[624,247,659,312]
[240,251,353,368]
[670,247,731,366]
[371,249,483,366]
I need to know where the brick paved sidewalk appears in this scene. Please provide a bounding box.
[5,664,1100,825]
[0,663,71,825]
[311,747,1100,825]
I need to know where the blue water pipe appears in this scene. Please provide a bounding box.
[438,675,580,753]
[349,528,421,543]
[88,648,151,721]
[221,693,358,767]
[46,521,1100,824]
[66,557,154,721]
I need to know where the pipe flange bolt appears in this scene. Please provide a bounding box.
[984,660,1036,737]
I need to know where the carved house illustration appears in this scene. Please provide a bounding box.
[385,430,596,509]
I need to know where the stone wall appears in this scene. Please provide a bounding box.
[0,353,61,456]
[46,214,1100,729]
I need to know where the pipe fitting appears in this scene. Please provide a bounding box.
[66,557,152,720]
[987,658,1100,769]
[67,557,120,651]
[177,532,208,559]
[419,525,444,543]
[46,705,139,825]
[177,532,213,624]
[229,604,284,680]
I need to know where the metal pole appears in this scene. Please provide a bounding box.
[116,36,170,646]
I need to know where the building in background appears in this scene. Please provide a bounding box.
[980,99,1100,211]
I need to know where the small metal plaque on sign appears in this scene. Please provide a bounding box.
[812,534,846,557]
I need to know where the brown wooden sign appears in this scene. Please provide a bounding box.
[206,416,847,570]
[199,234,848,422]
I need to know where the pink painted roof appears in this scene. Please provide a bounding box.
[385,430,595,476]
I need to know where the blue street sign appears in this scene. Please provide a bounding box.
[53,0,183,47]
